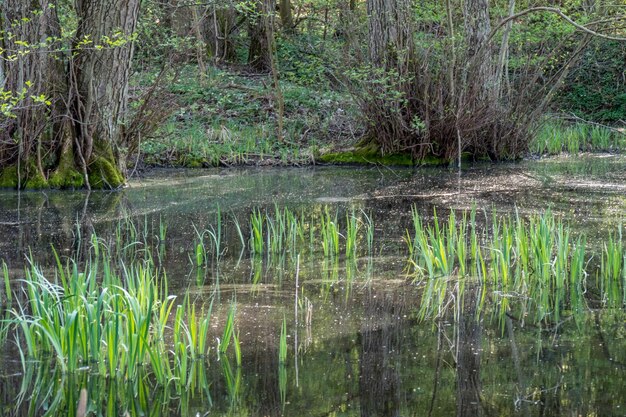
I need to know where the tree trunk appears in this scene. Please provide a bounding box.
[71,0,141,188]
[366,0,413,69]
[207,4,238,62]
[248,0,274,72]
[279,0,293,33]
[463,0,496,100]
[0,0,54,188]
[0,0,141,190]
[495,0,516,99]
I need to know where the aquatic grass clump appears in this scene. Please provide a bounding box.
[407,207,617,326]
[1,239,237,387]
[245,205,374,264]
[320,207,340,259]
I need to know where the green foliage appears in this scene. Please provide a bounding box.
[556,41,626,123]
[276,36,334,87]
[140,65,357,167]
[0,166,18,189]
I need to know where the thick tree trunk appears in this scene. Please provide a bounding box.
[0,0,140,189]
[71,0,141,188]
[366,0,413,69]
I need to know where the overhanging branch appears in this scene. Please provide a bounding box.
[488,7,626,43]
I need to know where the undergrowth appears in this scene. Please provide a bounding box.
[139,66,360,167]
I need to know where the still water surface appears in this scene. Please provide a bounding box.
[1,154,625,416]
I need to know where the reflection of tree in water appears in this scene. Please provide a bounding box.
[0,191,127,269]
[456,288,483,417]
[250,328,282,416]
[358,290,405,417]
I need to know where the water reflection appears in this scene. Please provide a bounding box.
[358,291,404,417]
[1,156,626,416]
[2,305,626,416]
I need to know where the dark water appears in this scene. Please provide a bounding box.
[0,155,625,416]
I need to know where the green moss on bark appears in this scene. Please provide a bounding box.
[49,168,84,189]
[88,157,125,189]
[48,148,85,189]
[0,162,50,189]
[24,171,48,189]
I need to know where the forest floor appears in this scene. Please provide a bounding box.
[135,65,626,170]
[137,65,363,168]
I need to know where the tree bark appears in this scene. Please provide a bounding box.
[463,0,496,100]
[248,0,274,72]
[0,0,54,186]
[279,0,293,33]
[207,4,238,62]
[366,0,414,69]
[0,0,141,189]
[71,0,141,188]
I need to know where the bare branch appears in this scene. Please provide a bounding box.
[489,7,626,43]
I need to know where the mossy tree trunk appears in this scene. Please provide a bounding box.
[0,0,141,190]
[70,0,141,189]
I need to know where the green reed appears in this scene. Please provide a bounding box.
[599,226,625,307]
[2,238,236,387]
[407,207,613,326]
[219,303,237,355]
[0,263,12,343]
[345,209,360,260]
[250,208,264,255]
[193,225,207,268]
[321,207,340,259]
[362,210,375,257]
[5,353,224,417]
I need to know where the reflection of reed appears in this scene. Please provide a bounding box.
[304,296,313,351]
[2,359,215,417]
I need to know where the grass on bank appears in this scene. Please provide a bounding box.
[530,120,626,156]
[136,65,626,168]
